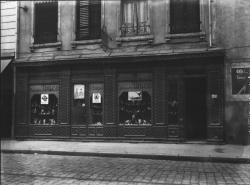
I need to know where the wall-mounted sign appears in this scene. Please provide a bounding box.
[74,84,85,99]
[30,85,59,92]
[92,93,101,103]
[41,94,49,104]
[232,68,250,95]
[128,91,142,101]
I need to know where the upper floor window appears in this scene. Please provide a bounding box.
[170,0,200,34]
[34,1,58,44]
[121,0,150,37]
[76,0,101,40]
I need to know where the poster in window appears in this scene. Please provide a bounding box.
[232,68,250,95]
[92,93,101,103]
[128,91,142,101]
[41,94,49,104]
[74,84,85,99]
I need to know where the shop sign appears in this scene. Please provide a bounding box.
[92,93,101,103]
[74,84,85,99]
[232,68,250,94]
[41,94,49,104]
[30,85,58,93]
[118,82,152,95]
[128,91,142,101]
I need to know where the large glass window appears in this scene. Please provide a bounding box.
[31,94,58,125]
[170,0,200,34]
[121,0,150,36]
[71,83,104,125]
[119,91,151,125]
[76,0,101,40]
[34,1,58,44]
[89,83,103,125]
[167,80,178,124]
[71,84,87,125]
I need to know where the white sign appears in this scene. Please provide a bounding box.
[128,91,142,101]
[41,94,49,104]
[74,84,85,99]
[92,93,101,103]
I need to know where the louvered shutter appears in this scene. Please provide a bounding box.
[77,0,89,40]
[170,0,200,34]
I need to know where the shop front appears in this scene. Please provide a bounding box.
[14,54,225,142]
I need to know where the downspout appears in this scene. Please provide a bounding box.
[208,0,212,47]
[11,1,20,138]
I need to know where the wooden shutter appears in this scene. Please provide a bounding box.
[170,0,200,34]
[34,2,58,44]
[89,0,101,39]
[77,0,101,40]
[77,0,89,40]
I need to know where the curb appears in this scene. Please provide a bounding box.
[2,149,250,164]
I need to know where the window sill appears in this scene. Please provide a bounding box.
[71,39,102,48]
[165,32,206,42]
[30,42,62,52]
[116,34,154,45]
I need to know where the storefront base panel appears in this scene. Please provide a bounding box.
[15,124,224,143]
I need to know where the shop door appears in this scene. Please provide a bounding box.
[185,77,207,140]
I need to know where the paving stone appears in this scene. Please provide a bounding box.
[1,153,250,185]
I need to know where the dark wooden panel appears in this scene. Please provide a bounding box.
[71,125,87,137]
[104,125,117,137]
[153,67,165,123]
[15,73,28,124]
[104,69,116,124]
[152,125,167,138]
[53,125,70,136]
[15,125,29,137]
[58,70,71,124]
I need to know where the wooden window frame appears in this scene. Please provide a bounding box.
[30,1,61,47]
[165,0,206,41]
[74,0,101,41]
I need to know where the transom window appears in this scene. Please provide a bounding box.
[121,0,150,37]
[170,0,200,34]
[34,1,58,44]
[76,0,101,40]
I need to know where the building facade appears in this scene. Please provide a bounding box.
[1,1,18,138]
[13,0,249,144]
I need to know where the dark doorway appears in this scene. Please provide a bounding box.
[185,77,207,140]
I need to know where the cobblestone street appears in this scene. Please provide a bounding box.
[1,153,250,185]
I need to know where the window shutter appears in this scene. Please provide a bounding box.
[77,0,89,40]
[89,0,101,39]
[170,0,200,34]
[34,1,58,44]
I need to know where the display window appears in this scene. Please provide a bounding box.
[30,85,59,125]
[71,84,87,125]
[119,91,151,125]
[118,81,152,125]
[89,83,104,125]
[71,83,104,125]
[167,80,178,124]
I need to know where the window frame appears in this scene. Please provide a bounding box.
[120,0,151,37]
[31,0,61,45]
[165,0,206,40]
[74,0,102,41]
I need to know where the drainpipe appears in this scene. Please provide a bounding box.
[208,0,212,47]
[11,1,20,139]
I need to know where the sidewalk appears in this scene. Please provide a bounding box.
[1,140,250,163]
